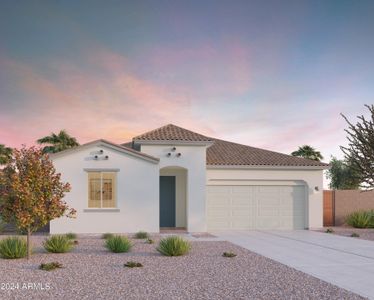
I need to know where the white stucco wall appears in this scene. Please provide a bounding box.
[50,145,159,234]
[141,144,207,232]
[206,168,324,229]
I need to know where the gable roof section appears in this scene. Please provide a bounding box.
[206,138,328,168]
[50,139,159,163]
[133,124,213,144]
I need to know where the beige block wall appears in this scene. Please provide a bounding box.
[335,190,374,225]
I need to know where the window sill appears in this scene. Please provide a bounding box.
[83,208,120,213]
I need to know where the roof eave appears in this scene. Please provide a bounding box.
[134,139,214,146]
[50,139,160,164]
[206,164,330,170]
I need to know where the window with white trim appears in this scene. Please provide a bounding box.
[87,172,116,208]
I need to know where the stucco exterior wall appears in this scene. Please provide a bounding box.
[141,144,207,232]
[206,168,324,229]
[50,145,159,234]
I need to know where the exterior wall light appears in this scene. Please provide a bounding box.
[314,186,319,191]
[177,153,181,157]
[99,149,104,154]
[172,147,176,151]
[105,155,109,159]
[167,153,171,157]
[94,155,98,160]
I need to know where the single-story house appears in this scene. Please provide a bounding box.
[50,124,328,234]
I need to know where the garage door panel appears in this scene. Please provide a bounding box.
[232,198,253,206]
[207,185,306,230]
[207,197,231,206]
[231,186,251,194]
[232,208,252,216]
[207,208,231,218]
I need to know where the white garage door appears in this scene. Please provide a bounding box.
[207,185,306,230]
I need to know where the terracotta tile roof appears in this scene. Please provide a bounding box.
[129,124,328,168]
[133,124,213,142]
[206,138,328,167]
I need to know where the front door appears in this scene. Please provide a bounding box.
[159,176,176,227]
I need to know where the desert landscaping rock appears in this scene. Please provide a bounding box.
[0,235,365,300]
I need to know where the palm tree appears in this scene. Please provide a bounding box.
[291,145,323,161]
[37,130,79,153]
[0,144,12,165]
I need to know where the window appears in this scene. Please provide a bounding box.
[88,172,116,208]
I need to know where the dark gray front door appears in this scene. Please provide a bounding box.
[160,176,176,227]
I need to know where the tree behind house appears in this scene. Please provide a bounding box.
[37,130,79,153]
[341,104,374,190]
[326,156,361,190]
[0,147,76,259]
[291,145,324,161]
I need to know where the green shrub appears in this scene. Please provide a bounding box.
[346,210,374,228]
[39,262,63,271]
[351,232,360,238]
[43,235,74,253]
[105,235,132,253]
[102,233,114,240]
[124,261,143,268]
[134,231,149,239]
[65,232,77,240]
[325,228,334,233]
[157,236,191,256]
[223,251,237,258]
[0,237,28,259]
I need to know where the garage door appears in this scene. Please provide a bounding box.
[207,185,306,230]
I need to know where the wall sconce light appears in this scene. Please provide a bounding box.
[171,147,176,151]
[105,155,109,159]
[314,186,319,192]
[177,153,181,157]
[167,153,171,157]
[99,149,104,154]
[94,155,98,160]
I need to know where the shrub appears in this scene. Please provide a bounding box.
[223,251,237,258]
[346,210,374,228]
[351,232,360,238]
[134,231,149,239]
[105,235,132,253]
[0,237,28,259]
[65,232,77,240]
[124,261,143,268]
[325,228,334,233]
[145,238,154,244]
[39,262,63,271]
[43,235,74,253]
[102,233,114,240]
[157,236,191,256]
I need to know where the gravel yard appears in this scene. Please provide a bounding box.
[319,227,374,241]
[0,235,365,300]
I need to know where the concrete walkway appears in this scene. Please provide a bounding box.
[214,230,374,299]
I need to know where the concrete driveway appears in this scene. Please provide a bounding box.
[214,230,374,299]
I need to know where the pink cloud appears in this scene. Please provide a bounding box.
[0,50,214,148]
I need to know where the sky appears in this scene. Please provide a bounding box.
[0,0,373,163]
